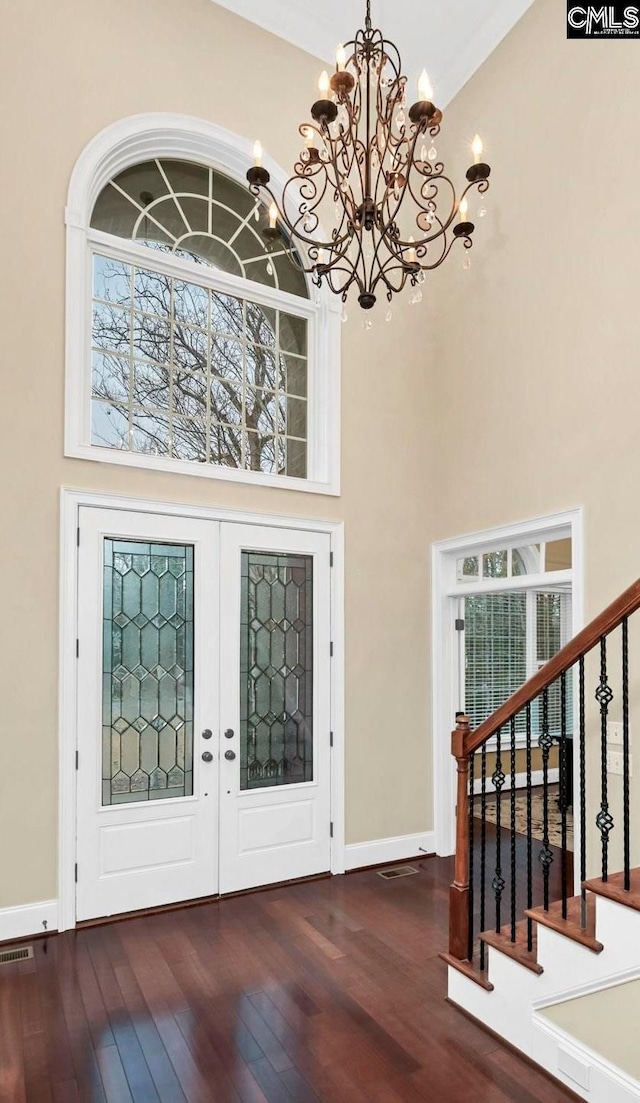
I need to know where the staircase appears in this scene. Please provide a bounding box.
[442,579,640,1102]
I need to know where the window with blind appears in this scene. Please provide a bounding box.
[463,589,572,736]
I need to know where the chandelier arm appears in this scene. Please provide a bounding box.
[424,235,465,269]
[401,169,461,246]
[377,124,426,244]
[324,259,363,298]
[323,123,363,238]
[248,181,341,271]
[372,78,405,207]
[331,108,364,214]
[369,258,412,299]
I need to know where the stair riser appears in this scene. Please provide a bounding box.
[596,897,640,966]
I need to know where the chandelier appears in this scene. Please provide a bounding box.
[246,0,491,312]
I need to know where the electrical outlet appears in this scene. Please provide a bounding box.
[607,721,625,746]
[607,750,633,776]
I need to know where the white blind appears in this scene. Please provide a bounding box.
[464,589,572,736]
[464,593,528,731]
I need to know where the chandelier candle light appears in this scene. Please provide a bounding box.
[246,0,491,311]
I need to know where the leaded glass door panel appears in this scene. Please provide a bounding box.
[219,524,332,894]
[76,508,219,921]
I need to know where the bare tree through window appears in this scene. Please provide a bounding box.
[91,257,308,478]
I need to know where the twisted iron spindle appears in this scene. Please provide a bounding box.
[526,702,533,952]
[596,636,614,882]
[480,745,487,971]
[492,728,505,934]
[560,671,568,920]
[623,618,630,891]
[538,688,553,912]
[468,752,475,962]
[510,716,517,943]
[579,656,587,929]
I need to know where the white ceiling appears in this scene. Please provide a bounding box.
[211,0,534,107]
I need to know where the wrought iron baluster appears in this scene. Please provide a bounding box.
[526,702,533,952]
[480,745,487,971]
[623,618,630,892]
[595,636,614,881]
[560,672,568,920]
[510,716,517,943]
[492,728,506,934]
[579,656,587,929]
[538,688,554,911]
[468,752,475,962]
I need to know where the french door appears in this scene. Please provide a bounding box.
[75,507,331,922]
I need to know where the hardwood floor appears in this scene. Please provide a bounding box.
[0,857,578,1102]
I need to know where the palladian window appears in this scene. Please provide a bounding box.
[88,158,311,480]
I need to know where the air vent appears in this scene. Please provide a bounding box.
[377,865,419,879]
[0,945,33,965]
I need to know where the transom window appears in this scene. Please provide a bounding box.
[90,158,308,297]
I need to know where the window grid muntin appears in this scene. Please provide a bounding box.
[91,251,308,477]
[93,158,308,298]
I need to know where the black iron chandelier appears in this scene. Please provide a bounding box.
[246,0,491,312]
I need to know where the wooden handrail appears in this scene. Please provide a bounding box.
[460,576,640,758]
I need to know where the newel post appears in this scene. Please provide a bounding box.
[449,714,472,960]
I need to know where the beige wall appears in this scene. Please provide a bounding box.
[542,979,640,1079]
[0,0,436,908]
[427,0,640,876]
[427,0,640,608]
[6,0,638,915]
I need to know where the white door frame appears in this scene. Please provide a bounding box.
[431,508,584,861]
[58,487,345,932]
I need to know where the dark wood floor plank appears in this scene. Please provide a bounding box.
[0,970,27,1103]
[95,1045,134,1103]
[112,955,187,1103]
[1,857,580,1102]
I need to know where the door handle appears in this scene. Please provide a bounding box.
[201,751,213,762]
[224,749,236,761]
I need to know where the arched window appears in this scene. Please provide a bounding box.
[65,115,340,493]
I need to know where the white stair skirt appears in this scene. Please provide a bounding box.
[446,895,640,1102]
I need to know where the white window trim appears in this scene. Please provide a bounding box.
[65,113,341,495]
[430,508,585,862]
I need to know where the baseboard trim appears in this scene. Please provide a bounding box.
[473,768,560,796]
[0,900,58,944]
[534,1013,640,1102]
[344,832,436,871]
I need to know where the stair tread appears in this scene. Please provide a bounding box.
[583,868,640,912]
[439,951,494,991]
[479,920,543,975]
[525,894,603,953]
